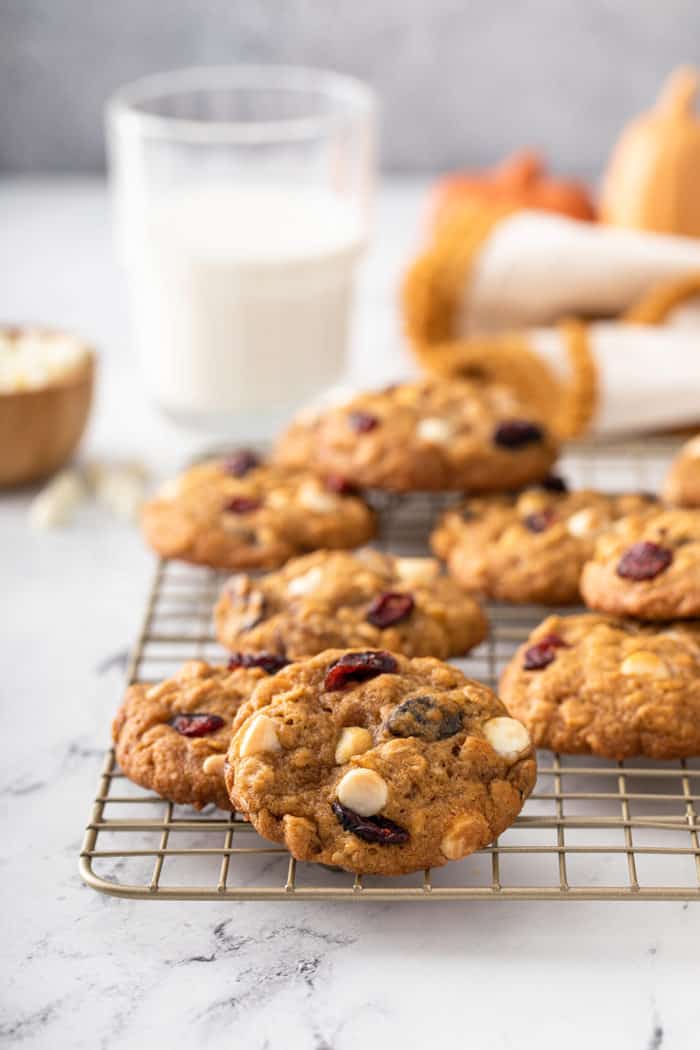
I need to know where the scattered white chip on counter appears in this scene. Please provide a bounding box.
[88,461,149,521]
[28,459,150,530]
[28,470,88,529]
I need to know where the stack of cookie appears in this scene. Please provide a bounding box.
[113,376,699,876]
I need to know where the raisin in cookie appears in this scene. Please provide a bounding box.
[141,451,376,570]
[431,483,656,605]
[225,649,536,875]
[214,549,487,660]
[274,378,559,492]
[500,614,700,759]
[663,435,700,508]
[580,508,700,620]
[113,658,287,810]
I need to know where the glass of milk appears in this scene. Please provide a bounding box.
[107,66,375,436]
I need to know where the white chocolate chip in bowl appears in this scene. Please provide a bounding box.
[238,714,282,757]
[287,565,324,597]
[336,768,388,816]
[394,556,440,586]
[482,717,531,762]
[297,480,337,513]
[335,726,373,764]
[620,651,670,678]
[416,417,453,445]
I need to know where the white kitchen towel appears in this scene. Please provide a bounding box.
[533,322,700,435]
[461,211,700,332]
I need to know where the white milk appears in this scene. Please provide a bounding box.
[124,186,364,430]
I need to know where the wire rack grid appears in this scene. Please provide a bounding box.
[80,436,700,901]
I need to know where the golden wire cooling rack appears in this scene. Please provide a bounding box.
[80,436,700,901]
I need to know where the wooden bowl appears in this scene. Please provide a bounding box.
[0,335,95,488]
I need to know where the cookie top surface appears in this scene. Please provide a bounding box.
[432,485,657,605]
[141,453,376,570]
[225,649,536,875]
[214,548,488,660]
[500,614,700,759]
[580,507,700,620]
[663,435,700,508]
[274,378,559,492]
[113,659,285,810]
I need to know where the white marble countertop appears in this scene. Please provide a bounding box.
[2,178,698,1050]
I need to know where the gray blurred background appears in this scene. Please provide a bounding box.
[1,0,699,176]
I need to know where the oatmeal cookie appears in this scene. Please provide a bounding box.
[580,508,700,620]
[663,435,700,508]
[113,658,287,810]
[500,614,700,759]
[225,649,536,875]
[141,451,376,570]
[214,549,487,659]
[274,377,559,492]
[431,483,656,605]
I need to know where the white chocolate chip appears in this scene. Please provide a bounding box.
[28,469,87,529]
[516,490,550,516]
[416,417,453,445]
[620,651,670,678]
[336,768,387,816]
[335,726,373,764]
[440,815,485,861]
[566,508,598,537]
[488,387,520,414]
[686,435,700,458]
[92,463,148,521]
[238,714,282,757]
[482,717,531,762]
[393,385,419,406]
[202,753,227,775]
[297,480,337,513]
[266,489,290,509]
[287,565,324,597]
[394,557,440,586]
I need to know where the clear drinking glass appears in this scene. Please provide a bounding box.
[106,66,375,436]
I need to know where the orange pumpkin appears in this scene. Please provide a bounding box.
[431,151,596,234]
[600,67,700,238]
